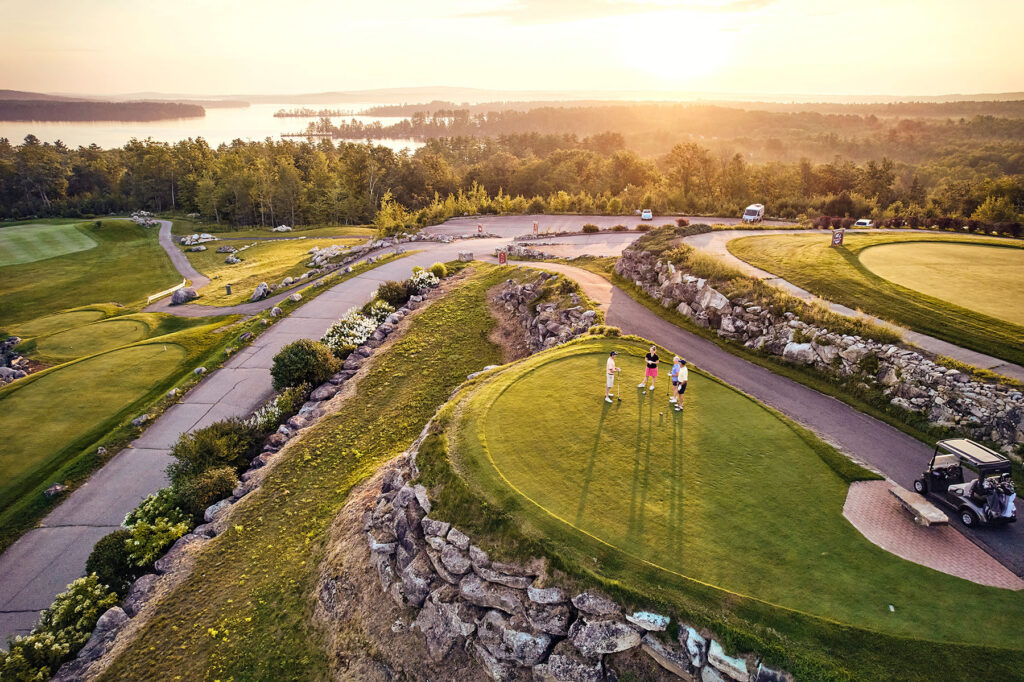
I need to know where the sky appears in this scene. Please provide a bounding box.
[2,0,1022,98]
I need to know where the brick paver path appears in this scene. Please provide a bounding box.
[843,481,1024,590]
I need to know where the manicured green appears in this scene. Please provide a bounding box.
[0,222,98,266]
[186,237,364,306]
[859,241,1024,326]
[25,312,210,364]
[0,220,179,327]
[0,344,186,510]
[727,232,1024,366]
[11,309,106,337]
[100,264,507,681]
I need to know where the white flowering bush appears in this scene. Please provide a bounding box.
[124,487,189,527]
[0,575,118,678]
[247,383,310,432]
[322,308,377,358]
[125,517,190,567]
[409,269,440,292]
[363,299,395,323]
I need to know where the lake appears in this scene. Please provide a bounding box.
[0,102,424,152]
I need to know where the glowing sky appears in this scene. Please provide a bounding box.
[2,0,1021,97]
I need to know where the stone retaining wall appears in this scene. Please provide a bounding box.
[616,248,1024,452]
[492,272,598,352]
[357,438,790,682]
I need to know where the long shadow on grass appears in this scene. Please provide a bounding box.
[574,400,613,526]
[627,387,655,544]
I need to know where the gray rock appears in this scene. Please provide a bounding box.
[458,573,524,615]
[474,563,534,589]
[526,600,572,636]
[571,590,620,617]
[440,543,472,574]
[532,640,604,682]
[122,574,160,617]
[476,609,552,667]
[131,414,150,427]
[310,383,338,401]
[782,342,817,365]
[569,617,642,657]
[447,526,470,550]
[681,625,708,668]
[641,633,693,679]
[170,287,198,305]
[250,282,269,301]
[625,610,669,631]
[154,533,204,575]
[421,517,451,537]
[193,366,206,375]
[708,639,748,681]
[44,483,69,498]
[527,585,567,605]
[400,550,435,607]
[270,306,283,317]
[472,642,518,681]
[413,590,480,660]
[204,498,232,523]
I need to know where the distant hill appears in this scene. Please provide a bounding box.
[0,89,87,102]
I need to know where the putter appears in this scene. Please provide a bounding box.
[616,374,622,401]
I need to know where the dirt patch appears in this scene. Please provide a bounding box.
[487,282,531,363]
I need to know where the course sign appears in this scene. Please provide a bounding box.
[831,229,845,247]
[498,252,508,265]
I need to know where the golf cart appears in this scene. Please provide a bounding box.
[913,438,1017,527]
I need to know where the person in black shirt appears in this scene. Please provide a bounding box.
[638,345,659,392]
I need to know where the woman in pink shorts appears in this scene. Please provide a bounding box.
[638,345,659,392]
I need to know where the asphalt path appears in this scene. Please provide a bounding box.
[529,261,1024,579]
[429,213,793,238]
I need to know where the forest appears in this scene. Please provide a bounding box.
[0,101,205,122]
[2,100,1022,231]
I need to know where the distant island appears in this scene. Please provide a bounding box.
[0,100,205,122]
[274,107,353,117]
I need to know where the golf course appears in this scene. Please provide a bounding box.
[425,336,1024,676]
[727,232,1024,366]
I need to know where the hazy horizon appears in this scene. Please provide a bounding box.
[4,0,1021,99]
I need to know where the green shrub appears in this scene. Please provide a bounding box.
[610,224,629,231]
[125,517,190,568]
[676,217,690,227]
[174,466,238,520]
[375,280,413,308]
[270,338,340,391]
[1,630,71,680]
[792,329,813,344]
[360,298,395,323]
[429,262,448,278]
[86,529,139,597]
[124,487,189,527]
[249,382,311,432]
[587,325,621,337]
[634,223,651,232]
[166,418,264,484]
[581,224,600,233]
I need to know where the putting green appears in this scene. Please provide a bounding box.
[34,318,150,363]
[11,309,105,337]
[0,222,98,266]
[457,338,1024,645]
[859,241,1024,325]
[0,343,185,508]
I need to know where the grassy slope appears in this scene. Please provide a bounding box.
[171,219,375,240]
[0,222,98,266]
[187,237,363,306]
[858,241,1024,326]
[99,264,507,681]
[0,220,179,328]
[419,337,1024,681]
[727,233,1024,366]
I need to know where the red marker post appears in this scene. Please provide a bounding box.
[498,252,508,265]
[831,229,845,247]
[478,223,483,234]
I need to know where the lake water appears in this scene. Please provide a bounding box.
[0,102,424,152]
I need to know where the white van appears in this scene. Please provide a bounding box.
[742,204,764,223]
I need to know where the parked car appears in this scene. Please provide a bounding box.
[741,204,764,223]
[640,209,653,221]
[853,218,874,227]
[913,438,1017,527]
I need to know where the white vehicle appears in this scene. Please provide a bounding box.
[640,209,653,221]
[741,204,764,223]
[853,219,874,228]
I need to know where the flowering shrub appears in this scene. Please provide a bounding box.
[248,382,310,432]
[322,308,377,358]
[409,269,440,292]
[0,629,71,680]
[125,517,190,567]
[124,487,189,527]
[362,298,395,323]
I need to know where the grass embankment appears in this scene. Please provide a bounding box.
[727,232,1024,366]
[0,220,179,327]
[186,237,364,306]
[419,336,1024,680]
[99,264,508,681]
[0,222,98,266]
[170,219,375,241]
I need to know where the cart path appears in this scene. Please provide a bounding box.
[0,239,499,645]
[527,260,1024,579]
[155,220,209,289]
[682,229,1024,382]
[843,481,1023,590]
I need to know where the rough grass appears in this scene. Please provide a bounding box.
[727,233,1024,366]
[0,222,98,266]
[187,237,364,306]
[0,220,179,327]
[171,219,375,240]
[859,241,1024,326]
[420,336,1024,680]
[98,265,509,681]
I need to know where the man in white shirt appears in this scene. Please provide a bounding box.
[673,360,689,412]
[605,351,620,403]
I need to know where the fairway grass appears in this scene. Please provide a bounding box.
[727,232,1024,366]
[186,237,364,306]
[11,309,105,337]
[0,343,186,509]
[860,241,1024,326]
[437,337,1024,658]
[0,222,97,266]
[0,220,179,327]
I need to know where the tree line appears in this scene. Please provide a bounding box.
[0,101,205,122]
[0,131,1020,230]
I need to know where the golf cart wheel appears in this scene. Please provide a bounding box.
[960,509,978,527]
[913,479,925,494]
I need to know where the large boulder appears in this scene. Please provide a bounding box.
[476,609,553,667]
[570,591,620,617]
[171,287,198,305]
[413,588,481,660]
[458,573,524,615]
[532,640,604,682]
[568,617,642,657]
[695,285,730,314]
[781,342,817,365]
[250,282,269,301]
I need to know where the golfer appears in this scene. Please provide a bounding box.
[669,356,682,402]
[638,345,659,392]
[605,351,621,403]
[673,360,688,412]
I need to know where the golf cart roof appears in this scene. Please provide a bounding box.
[935,439,1009,469]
